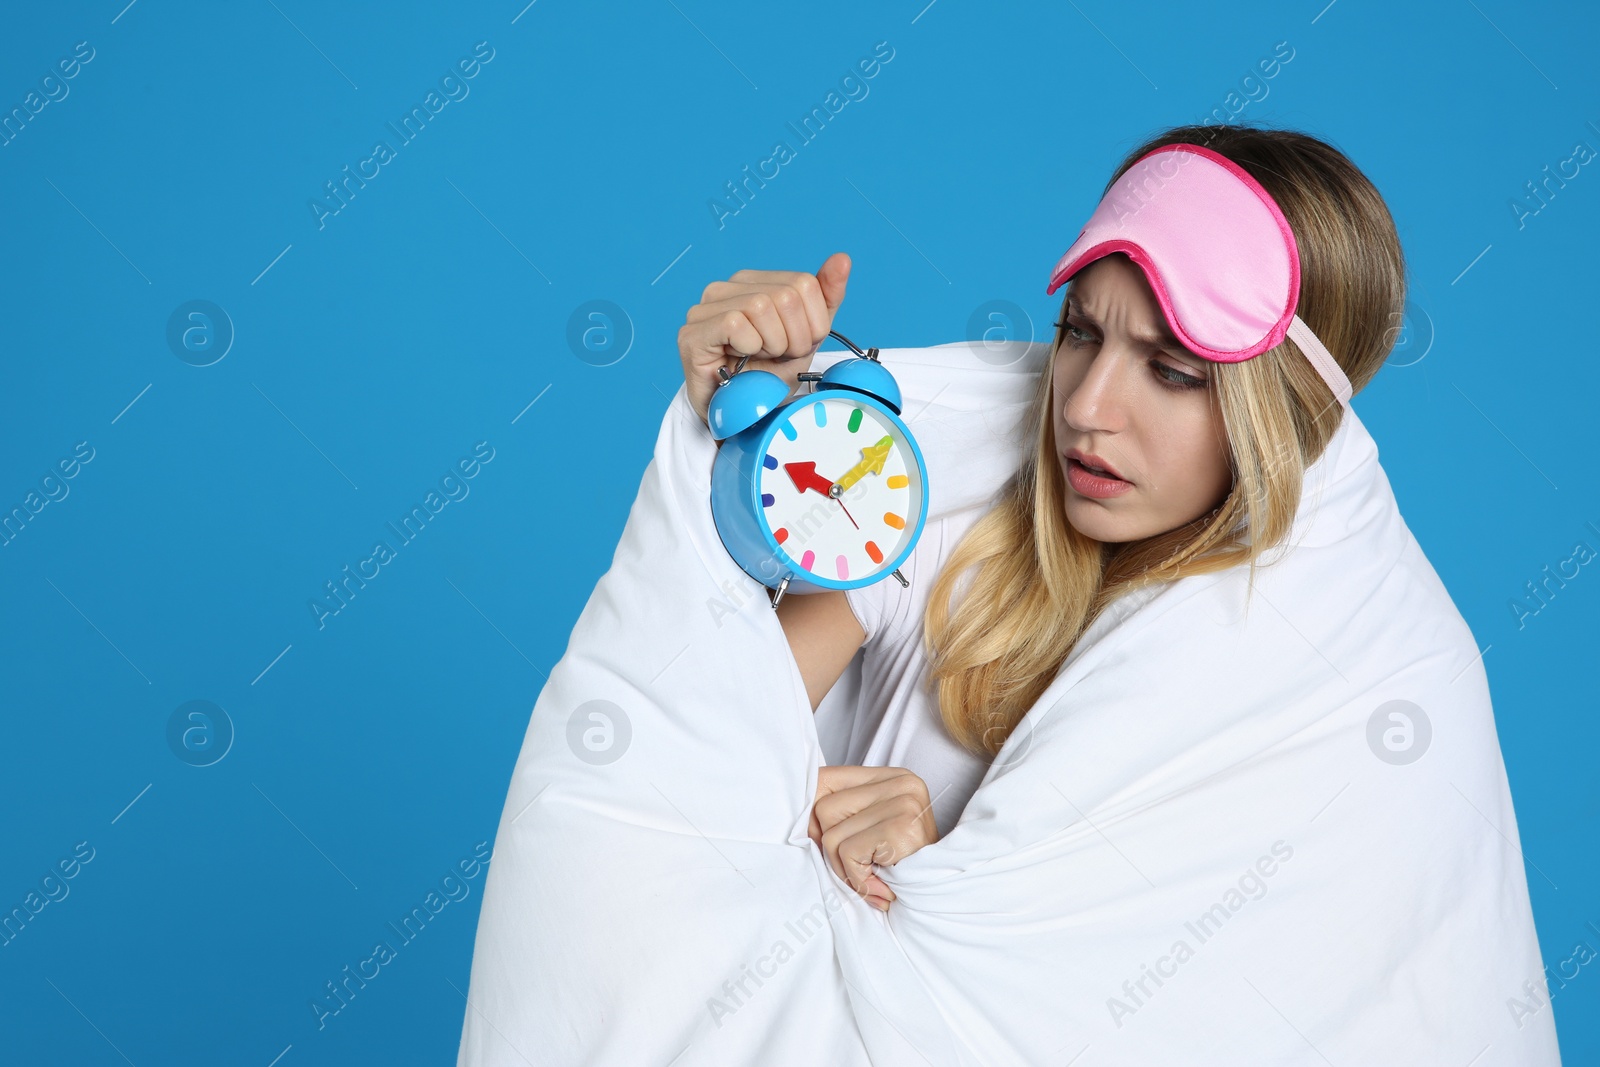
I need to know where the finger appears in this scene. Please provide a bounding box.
[764,283,819,358]
[815,764,906,798]
[694,278,789,309]
[705,308,767,361]
[816,252,851,313]
[682,290,771,329]
[833,822,900,897]
[786,271,833,353]
[818,824,847,884]
[727,267,808,286]
[862,873,894,901]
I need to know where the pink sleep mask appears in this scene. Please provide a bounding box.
[1045,143,1353,408]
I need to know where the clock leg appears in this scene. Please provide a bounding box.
[768,575,791,610]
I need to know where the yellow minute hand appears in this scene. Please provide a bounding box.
[834,436,894,493]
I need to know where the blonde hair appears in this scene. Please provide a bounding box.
[923,123,1407,758]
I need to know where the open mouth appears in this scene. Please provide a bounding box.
[1064,455,1134,498]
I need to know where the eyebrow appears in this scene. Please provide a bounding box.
[1066,291,1184,351]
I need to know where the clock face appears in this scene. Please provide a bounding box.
[757,395,924,585]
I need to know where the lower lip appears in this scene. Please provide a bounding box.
[1065,457,1133,498]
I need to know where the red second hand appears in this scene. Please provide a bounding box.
[834,495,859,529]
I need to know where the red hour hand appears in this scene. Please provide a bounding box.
[783,461,834,497]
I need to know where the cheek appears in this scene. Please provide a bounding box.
[1160,419,1230,498]
[1131,406,1208,478]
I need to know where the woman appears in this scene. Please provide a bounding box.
[459,123,1557,1064]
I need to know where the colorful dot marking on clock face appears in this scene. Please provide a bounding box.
[775,540,885,575]
[813,401,827,426]
[761,493,774,507]
[763,453,778,470]
[779,420,797,442]
[883,512,905,530]
[847,408,863,433]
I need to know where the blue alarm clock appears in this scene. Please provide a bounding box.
[707,331,931,609]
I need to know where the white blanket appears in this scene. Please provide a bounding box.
[457,340,1560,1066]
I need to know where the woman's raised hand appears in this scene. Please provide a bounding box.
[808,764,940,912]
[677,252,852,426]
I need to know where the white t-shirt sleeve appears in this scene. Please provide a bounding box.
[844,517,939,648]
[843,576,892,646]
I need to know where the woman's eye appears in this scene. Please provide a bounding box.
[1150,358,1207,390]
[1056,323,1207,391]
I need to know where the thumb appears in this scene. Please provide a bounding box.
[816,251,851,313]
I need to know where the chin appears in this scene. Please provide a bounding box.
[1062,494,1132,543]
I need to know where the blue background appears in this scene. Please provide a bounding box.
[2,1,1596,1063]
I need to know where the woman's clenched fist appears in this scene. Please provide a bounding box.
[677,252,852,426]
[809,764,940,912]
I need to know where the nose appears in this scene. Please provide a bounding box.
[1061,341,1133,435]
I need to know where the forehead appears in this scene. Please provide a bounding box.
[1064,254,1158,310]
[1063,256,1184,350]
